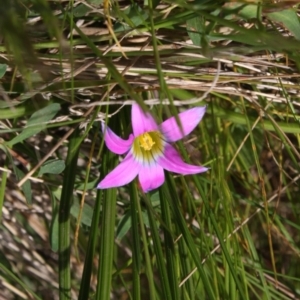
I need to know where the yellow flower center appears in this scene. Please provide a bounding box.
[132,131,164,165]
[139,132,155,151]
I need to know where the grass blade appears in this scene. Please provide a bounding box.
[59,128,81,300]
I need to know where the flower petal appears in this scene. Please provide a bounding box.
[158,144,208,175]
[97,152,140,189]
[102,123,134,155]
[131,103,158,136]
[159,106,206,142]
[138,164,165,192]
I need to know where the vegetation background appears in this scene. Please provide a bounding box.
[0,0,300,299]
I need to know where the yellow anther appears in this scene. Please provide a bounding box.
[139,133,155,151]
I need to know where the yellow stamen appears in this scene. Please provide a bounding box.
[139,132,155,151]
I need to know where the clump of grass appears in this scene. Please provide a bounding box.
[0,0,300,299]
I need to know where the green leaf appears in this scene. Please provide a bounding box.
[150,191,160,207]
[86,0,103,5]
[0,99,50,120]
[74,178,98,191]
[0,100,21,109]
[268,9,300,41]
[114,4,149,32]
[234,4,257,19]
[116,211,131,241]
[0,144,32,205]
[70,197,93,227]
[186,16,205,46]
[8,103,61,146]
[38,159,65,176]
[72,3,93,17]
[15,167,32,205]
[0,64,7,78]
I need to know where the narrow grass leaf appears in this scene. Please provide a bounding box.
[0,158,8,221]
[211,104,300,134]
[144,194,173,300]
[130,182,141,300]
[95,147,118,300]
[50,196,59,252]
[159,186,180,300]
[164,173,215,299]
[241,225,272,299]
[95,187,117,299]
[0,262,42,300]
[59,128,81,300]
[78,189,102,300]
[136,189,156,300]
[177,237,195,300]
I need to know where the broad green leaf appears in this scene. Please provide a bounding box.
[73,3,93,17]
[86,0,103,5]
[268,9,300,41]
[186,16,204,46]
[0,64,7,78]
[71,197,93,227]
[0,99,49,120]
[116,211,131,241]
[150,191,160,207]
[8,103,60,146]
[116,208,152,241]
[234,4,257,19]
[0,144,32,204]
[14,167,32,205]
[74,178,98,191]
[0,100,21,109]
[38,159,65,176]
[114,4,149,32]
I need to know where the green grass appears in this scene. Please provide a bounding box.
[0,0,300,299]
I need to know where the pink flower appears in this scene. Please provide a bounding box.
[97,103,208,192]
